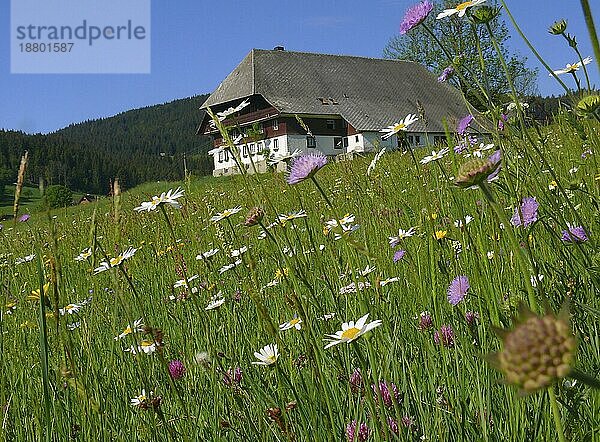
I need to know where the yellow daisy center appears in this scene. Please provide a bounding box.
[266,355,276,363]
[393,123,406,132]
[140,340,153,347]
[66,304,75,310]
[110,256,123,266]
[455,1,473,10]
[123,326,132,335]
[290,318,300,326]
[341,327,361,340]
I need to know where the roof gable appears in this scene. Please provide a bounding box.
[201,49,471,132]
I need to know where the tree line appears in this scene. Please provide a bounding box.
[0,95,212,196]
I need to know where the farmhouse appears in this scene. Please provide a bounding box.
[198,48,473,177]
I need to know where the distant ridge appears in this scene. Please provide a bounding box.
[0,95,212,195]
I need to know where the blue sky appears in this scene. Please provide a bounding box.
[1,0,598,134]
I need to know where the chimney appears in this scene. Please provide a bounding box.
[273,46,285,51]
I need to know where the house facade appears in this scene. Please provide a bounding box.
[198,49,474,177]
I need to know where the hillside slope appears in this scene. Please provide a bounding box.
[0,95,212,195]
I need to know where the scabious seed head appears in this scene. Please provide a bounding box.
[454,155,499,188]
[244,207,265,227]
[471,6,501,24]
[490,306,576,394]
[548,19,567,35]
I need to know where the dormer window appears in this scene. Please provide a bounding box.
[272,119,279,131]
[326,119,336,130]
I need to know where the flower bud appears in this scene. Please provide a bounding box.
[471,6,501,25]
[548,19,567,35]
[244,207,265,227]
[575,94,600,118]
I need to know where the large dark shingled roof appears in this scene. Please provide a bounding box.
[201,49,471,132]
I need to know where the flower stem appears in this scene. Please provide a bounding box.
[498,0,570,94]
[478,182,538,312]
[548,387,567,442]
[579,0,600,74]
[310,176,334,209]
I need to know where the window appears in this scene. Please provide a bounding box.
[242,145,248,158]
[415,135,421,145]
[272,119,279,130]
[326,119,336,130]
[343,137,349,148]
[257,141,263,154]
[249,143,256,155]
[306,136,316,148]
[224,150,230,161]
[273,138,279,151]
[355,135,359,142]
[407,135,414,145]
[218,151,224,163]
[334,137,343,149]
[434,135,445,145]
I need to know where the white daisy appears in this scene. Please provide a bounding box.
[205,295,225,310]
[15,254,35,265]
[173,274,199,288]
[74,248,92,261]
[279,315,302,331]
[420,148,449,164]
[131,389,149,407]
[454,215,474,228]
[551,56,592,75]
[380,277,400,287]
[436,0,486,19]
[379,114,419,140]
[115,318,144,340]
[230,246,247,258]
[196,248,219,260]
[134,187,184,212]
[94,247,137,274]
[252,344,279,366]
[59,303,81,316]
[388,227,417,247]
[210,206,242,223]
[324,314,382,349]
[215,99,250,120]
[278,210,308,223]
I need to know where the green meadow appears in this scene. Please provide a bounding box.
[1,115,599,440]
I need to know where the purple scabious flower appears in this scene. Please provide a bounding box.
[19,214,30,222]
[434,325,455,347]
[438,66,454,82]
[418,311,433,330]
[510,197,539,227]
[388,417,399,435]
[498,113,509,131]
[457,115,474,135]
[447,275,469,306]
[372,380,401,407]
[399,0,434,34]
[168,359,186,380]
[286,152,328,185]
[223,366,243,386]
[349,368,363,393]
[561,225,588,243]
[346,420,370,442]
[465,311,479,326]
[393,249,406,263]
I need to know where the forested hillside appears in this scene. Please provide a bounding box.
[0,94,211,195]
